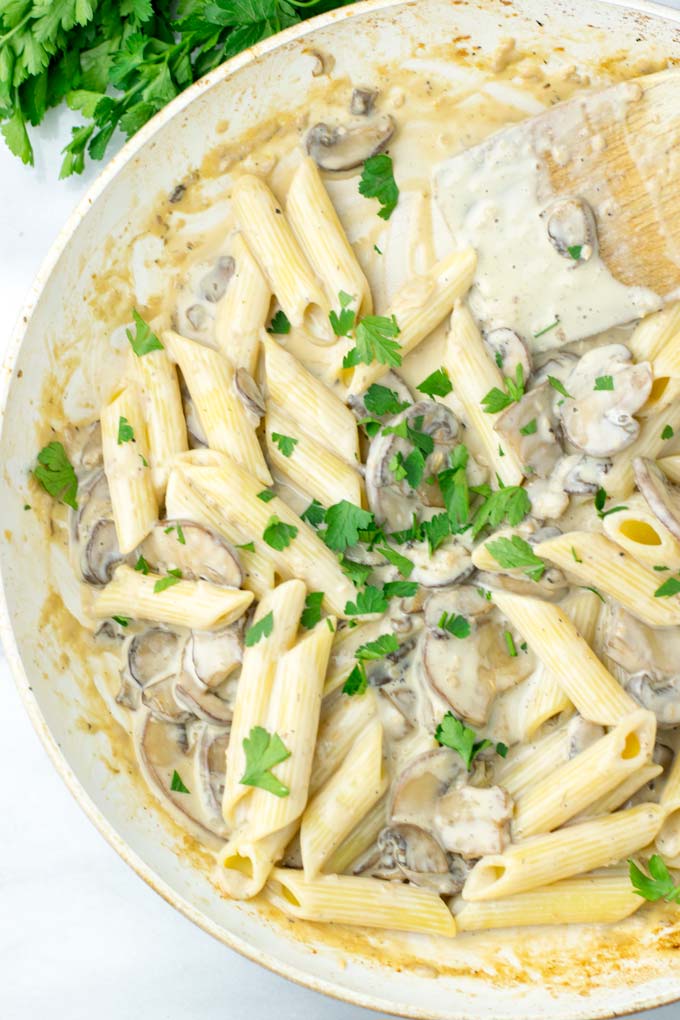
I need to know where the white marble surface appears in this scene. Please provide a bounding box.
[3,18,680,1017]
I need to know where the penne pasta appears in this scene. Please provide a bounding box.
[127,347,188,500]
[214,233,271,375]
[601,493,680,571]
[628,302,680,363]
[217,822,297,901]
[572,763,663,822]
[324,795,388,875]
[310,688,378,796]
[602,401,680,497]
[495,723,573,801]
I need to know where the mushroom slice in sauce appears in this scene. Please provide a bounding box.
[526,453,610,522]
[234,368,265,426]
[633,457,680,543]
[185,625,243,688]
[142,677,194,723]
[350,87,377,116]
[82,518,125,585]
[141,520,242,587]
[174,670,232,726]
[390,748,468,827]
[543,196,597,263]
[530,351,578,390]
[483,327,532,379]
[348,370,413,424]
[495,382,561,478]
[475,564,569,602]
[306,115,395,171]
[199,256,235,303]
[126,627,184,686]
[422,625,495,727]
[435,784,513,857]
[410,539,474,589]
[365,824,466,894]
[558,344,652,457]
[195,725,231,831]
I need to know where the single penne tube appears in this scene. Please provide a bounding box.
[262,334,360,465]
[324,795,388,875]
[638,373,680,420]
[176,460,356,615]
[165,459,274,599]
[232,174,331,340]
[265,405,364,508]
[347,248,477,394]
[655,752,680,857]
[659,455,680,484]
[453,868,642,931]
[127,348,188,501]
[287,156,372,316]
[629,303,680,363]
[266,868,457,937]
[495,723,572,800]
[222,579,307,825]
[522,589,601,735]
[512,709,656,838]
[602,401,680,497]
[301,717,388,879]
[244,621,335,842]
[443,300,524,487]
[214,233,271,375]
[491,590,636,724]
[536,531,680,628]
[163,329,271,485]
[216,821,297,900]
[463,803,666,902]
[601,494,680,571]
[93,563,253,630]
[572,763,663,822]
[100,385,157,554]
[310,688,378,796]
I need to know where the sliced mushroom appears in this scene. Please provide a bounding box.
[186,625,243,688]
[234,368,265,425]
[350,87,377,116]
[422,624,495,726]
[195,725,231,830]
[525,453,610,521]
[82,517,125,585]
[142,676,194,723]
[558,344,652,457]
[475,566,569,602]
[364,824,466,894]
[348,370,413,425]
[126,627,184,687]
[495,382,562,478]
[186,304,209,332]
[543,196,597,263]
[390,748,468,828]
[141,520,242,587]
[633,457,680,543]
[423,587,492,629]
[435,784,513,858]
[531,351,578,390]
[410,538,474,588]
[483,328,532,379]
[306,115,395,171]
[174,670,232,726]
[199,256,235,303]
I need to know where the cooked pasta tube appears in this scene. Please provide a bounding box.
[658,455,680,485]
[347,248,477,394]
[638,373,680,420]
[222,579,307,825]
[244,621,336,842]
[232,174,331,340]
[601,402,680,497]
[512,709,656,838]
[443,300,524,487]
[572,763,663,822]
[287,156,372,316]
[214,233,271,375]
[454,868,642,931]
[491,591,636,724]
[301,717,388,879]
[495,723,572,800]
[522,589,601,735]
[655,750,680,857]
[176,459,355,615]
[262,334,360,465]
[536,531,680,628]
[265,405,363,508]
[324,795,388,875]
[629,302,680,362]
[217,822,297,900]
[165,460,274,600]
[93,564,252,630]
[266,868,457,936]
[100,386,157,554]
[601,494,680,571]
[463,803,666,901]
[128,348,187,500]
[310,688,378,796]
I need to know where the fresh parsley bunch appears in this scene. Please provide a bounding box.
[0,0,357,177]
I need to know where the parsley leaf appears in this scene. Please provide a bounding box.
[654,576,680,598]
[594,487,628,520]
[504,630,517,657]
[435,712,492,770]
[236,541,255,553]
[438,445,470,532]
[519,418,537,436]
[355,633,399,660]
[112,615,130,627]
[271,432,298,457]
[343,314,401,369]
[323,501,373,552]
[154,568,182,593]
[363,383,410,417]
[127,309,163,356]
[471,485,531,538]
[567,244,583,261]
[662,425,675,441]
[240,725,291,798]
[117,416,135,444]
[342,663,367,696]
[534,320,560,339]
[329,290,356,337]
[245,610,274,647]
[300,499,325,527]
[170,770,190,794]
[629,855,680,903]
[416,367,453,399]
[301,592,324,629]
[267,310,291,335]
[594,375,614,391]
[390,448,426,489]
[134,555,150,575]
[486,535,546,581]
[257,489,276,503]
[339,556,372,588]
[358,153,399,220]
[34,441,78,510]
[263,515,298,551]
[421,512,451,554]
[481,364,525,414]
[547,375,573,399]
[345,585,388,616]
[383,580,419,598]
[438,612,471,638]
[377,544,414,577]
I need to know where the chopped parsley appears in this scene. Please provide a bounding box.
[339,556,372,588]
[271,432,298,458]
[256,489,276,503]
[153,568,182,593]
[323,500,373,552]
[267,310,290,335]
[594,375,614,391]
[416,367,453,399]
[263,515,298,551]
[134,555,150,575]
[170,770,190,794]
[481,364,525,414]
[438,612,471,639]
[438,444,470,532]
[377,544,414,578]
[117,416,134,444]
[534,319,560,340]
[470,484,531,538]
[300,592,324,630]
[653,565,670,572]
[567,245,583,261]
[654,576,680,598]
[435,712,492,770]
[496,742,509,758]
[112,615,130,627]
[504,630,517,657]
[519,418,537,436]
[571,546,582,563]
[662,425,675,441]
[164,523,185,545]
[329,290,356,338]
[345,585,388,616]
[245,610,274,647]
[240,726,291,798]
[390,449,426,488]
[343,314,401,369]
[547,375,573,399]
[236,541,255,552]
[358,153,399,220]
[594,487,628,519]
[629,855,680,903]
[300,499,325,528]
[127,309,163,356]
[486,535,546,581]
[363,383,410,417]
[580,585,605,602]
[34,441,78,510]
